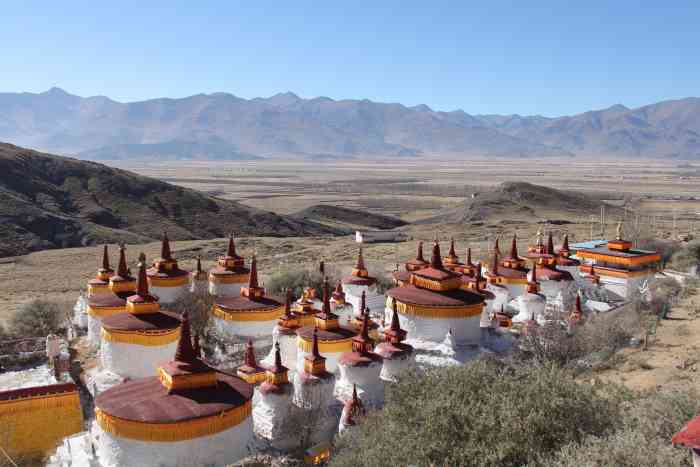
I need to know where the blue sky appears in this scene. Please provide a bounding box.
[1,1,698,116]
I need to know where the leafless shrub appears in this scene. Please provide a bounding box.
[7,299,67,338]
[168,287,215,337]
[265,264,340,298]
[516,306,642,371]
[670,240,700,271]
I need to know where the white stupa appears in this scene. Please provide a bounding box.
[337,312,384,407]
[253,343,296,450]
[510,266,547,326]
[146,233,190,304]
[292,329,339,446]
[100,256,181,380]
[375,301,414,382]
[93,313,254,467]
[208,234,250,297]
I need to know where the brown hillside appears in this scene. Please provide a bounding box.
[421,181,621,224]
[291,204,408,231]
[0,143,339,257]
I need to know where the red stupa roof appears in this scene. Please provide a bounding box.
[672,414,700,449]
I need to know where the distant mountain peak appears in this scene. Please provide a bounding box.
[43,86,70,96]
[411,103,433,112]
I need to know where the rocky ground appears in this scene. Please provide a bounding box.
[597,286,700,393]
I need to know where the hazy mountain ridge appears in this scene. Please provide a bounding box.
[475,98,700,158]
[1,88,699,159]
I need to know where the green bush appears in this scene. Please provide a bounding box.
[331,359,621,467]
[8,299,66,338]
[541,388,700,467]
[539,429,688,467]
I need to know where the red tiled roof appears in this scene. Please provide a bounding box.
[338,351,383,367]
[342,276,377,286]
[412,267,459,281]
[101,310,181,332]
[556,256,580,266]
[489,265,528,279]
[88,278,109,286]
[88,294,127,308]
[95,373,252,423]
[146,267,190,279]
[0,383,78,401]
[297,325,356,343]
[672,415,700,449]
[393,270,411,282]
[535,266,573,281]
[209,265,250,275]
[215,296,283,312]
[386,285,484,306]
[375,341,413,360]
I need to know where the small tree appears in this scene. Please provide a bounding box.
[8,299,66,338]
[168,287,215,337]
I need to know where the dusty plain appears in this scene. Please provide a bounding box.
[2,156,699,316]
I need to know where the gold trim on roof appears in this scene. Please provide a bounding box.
[95,401,251,442]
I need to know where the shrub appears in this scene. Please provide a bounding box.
[640,239,680,267]
[516,305,641,370]
[372,271,395,294]
[331,359,621,467]
[541,388,700,467]
[265,264,340,298]
[169,287,215,337]
[7,299,66,338]
[670,240,700,271]
[539,429,688,467]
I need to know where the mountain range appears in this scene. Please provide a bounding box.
[1,87,699,159]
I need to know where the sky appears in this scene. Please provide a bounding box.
[1,1,699,116]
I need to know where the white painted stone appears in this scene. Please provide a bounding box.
[93,417,253,467]
[87,315,103,346]
[253,384,296,450]
[336,360,384,407]
[100,340,177,379]
[479,296,496,328]
[213,317,278,340]
[331,302,354,325]
[292,371,339,446]
[510,292,547,325]
[503,283,527,300]
[73,295,88,329]
[149,284,188,305]
[261,330,298,372]
[292,371,336,410]
[209,281,244,298]
[344,284,378,313]
[384,306,481,346]
[379,353,412,382]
